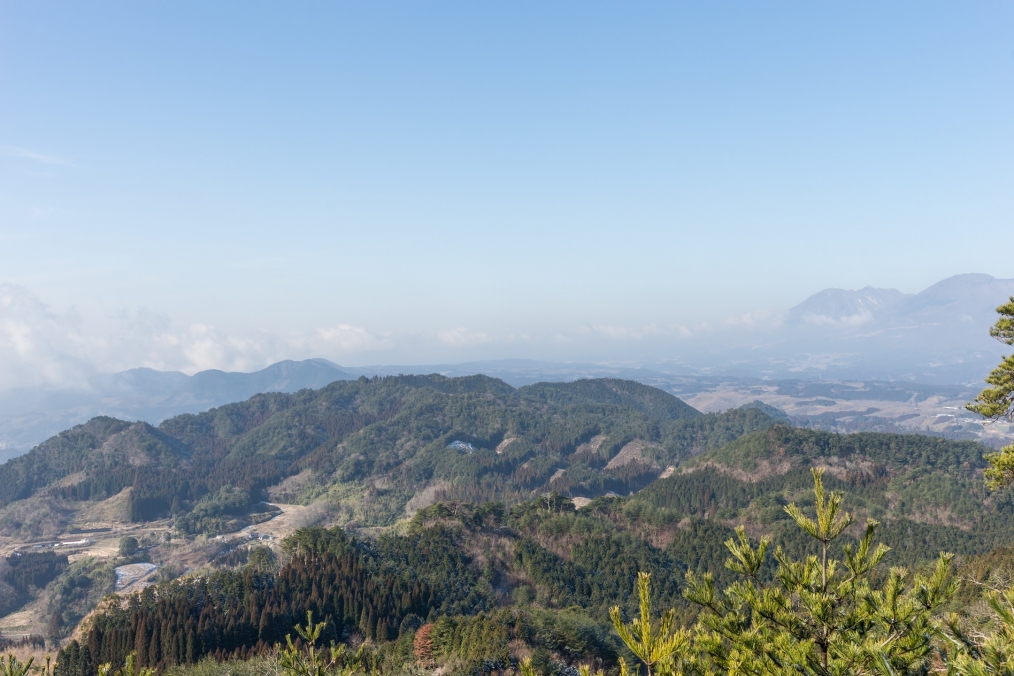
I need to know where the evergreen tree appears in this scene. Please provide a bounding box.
[683,468,956,675]
[939,581,1014,675]
[609,572,693,676]
[278,611,364,676]
[0,655,34,676]
[967,296,1014,490]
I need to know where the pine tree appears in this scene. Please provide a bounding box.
[939,580,1014,674]
[0,655,34,676]
[278,611,364,676]
[609,572,692,676]
[967,296,1014,490]
[683,468,956,676]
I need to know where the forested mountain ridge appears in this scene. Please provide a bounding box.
[0,376,777,539]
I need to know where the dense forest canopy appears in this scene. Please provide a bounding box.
[54,421,1014,675]
[0,376,780,537]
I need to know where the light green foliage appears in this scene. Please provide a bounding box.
[983,442,1014,493]
[940,582,1014,675]
[279,611,364,676]
[683,468,956,675]
[967,296,1014,490]
[609,572,692,676]
[97,653,154,676]
[0,654,33,676]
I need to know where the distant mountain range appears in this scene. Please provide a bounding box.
[0,272,1010,457]
[787,273,1014,334]
[755,272,1014,382]
[0,359,355,458]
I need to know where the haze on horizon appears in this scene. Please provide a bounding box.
[2,3,1013,387]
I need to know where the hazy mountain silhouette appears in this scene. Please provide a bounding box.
[0,359,353,458]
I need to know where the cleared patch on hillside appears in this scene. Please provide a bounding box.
[605,440,660,470]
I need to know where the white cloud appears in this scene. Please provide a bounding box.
[7,148,72,166]
[724,308,786,328]
[0,284,94,389]
[585,323,694,340]
[314,325,395,352]
[436,328,492,347]
[0,284,401,389]
[800,310,874,328]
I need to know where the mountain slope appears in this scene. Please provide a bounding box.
[65,425,1013,676]
[0,376,777,538]
[0,359,354,458]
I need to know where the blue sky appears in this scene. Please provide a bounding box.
[1,2,1012,379]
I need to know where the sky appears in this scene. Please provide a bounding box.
[1,2,1013,385]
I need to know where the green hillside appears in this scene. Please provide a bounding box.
[66,418,1014,675]
[9,376,1014,676]
[0,376,776,538]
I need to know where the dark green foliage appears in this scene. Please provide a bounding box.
[657,407,780,461]
[46,558,117,639]
[83,539,435,670]
[3,376,776,534]
[736,401,793,424]
[174,487,252,535]
[0,417,132,508]
[513,528,681,615]
[519,379,700,423]
[75,511,640,675]
[371,526,492,617]
[55,640,93,676]
[427,608,616,675]
[636,426,1014,567]
[5,551,68,594]
[36,379,1014,676]
[666,520,738,587]
[246,547,275,573]
[118,537,139,557]
[55,467,135,502]
[687,424,989,474]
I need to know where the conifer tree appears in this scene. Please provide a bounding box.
[413,623,435,666]
[967,296,1014,490]
[96,652,153,676]
[610,572,692,676]
[683,468,956,676]
[0,654,33,676]
[278,611,364,676]
[939,581,1014,675]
